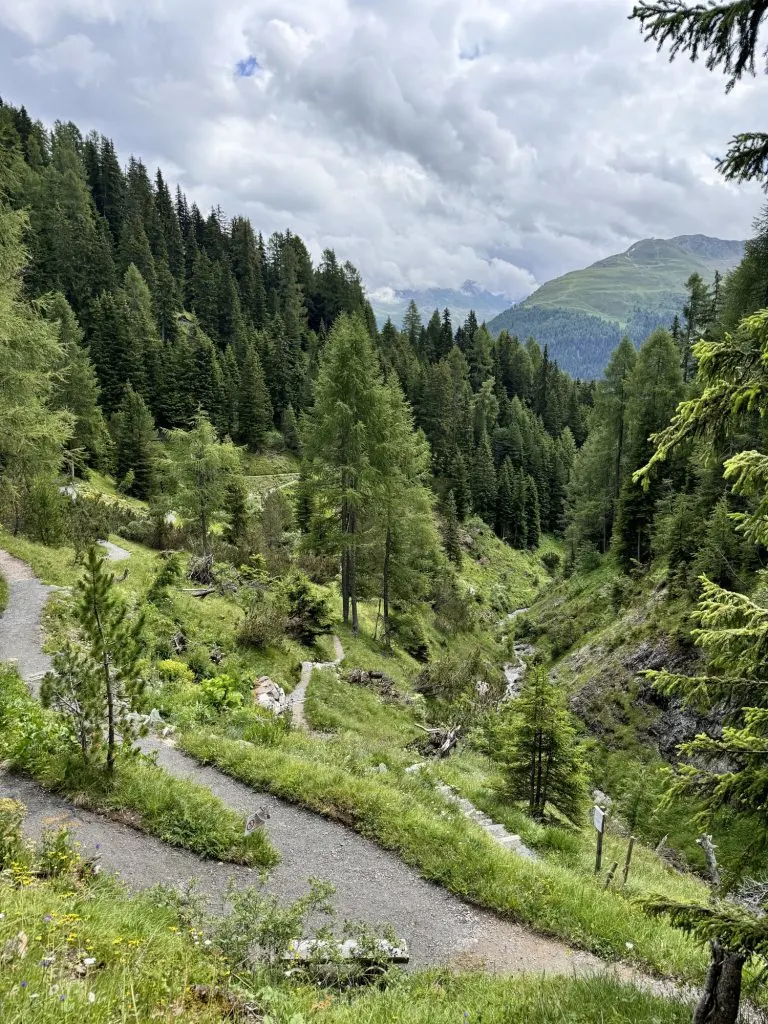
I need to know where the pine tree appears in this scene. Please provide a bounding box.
[42,546,145,772]
[487,666,586,824]
[470,430,497,525]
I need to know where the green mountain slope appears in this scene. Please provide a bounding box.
[489,235,745,378]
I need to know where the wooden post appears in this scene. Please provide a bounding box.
[603,861,619,890]
[593,805,606,874]
[595,826,604,874]
[622,836,636,886]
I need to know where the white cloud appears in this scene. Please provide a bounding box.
[0,0,763,299]
[21,33,113,87]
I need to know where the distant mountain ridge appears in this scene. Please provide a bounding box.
[370,279,515,329]
[488,234,745,379]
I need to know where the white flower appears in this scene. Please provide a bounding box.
[203,939,212,947]
[88,992,96,1004]
[625,942,634,950]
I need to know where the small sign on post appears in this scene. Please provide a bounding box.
[244,807,270,836]
[593,805,606,874]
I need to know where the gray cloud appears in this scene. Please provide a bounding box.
[0,0,762,301]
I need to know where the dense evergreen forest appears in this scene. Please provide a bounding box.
[0,96,591,560]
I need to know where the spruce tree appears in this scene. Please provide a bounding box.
[113,384,157,499]
[488,666,586,824]
[237,342,272,450]
[470,430,497,525]
[524,473,541,548]
[441,490,462,566]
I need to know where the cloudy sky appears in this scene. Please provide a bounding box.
[0,0,763,301]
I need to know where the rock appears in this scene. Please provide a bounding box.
[253,676,287,715]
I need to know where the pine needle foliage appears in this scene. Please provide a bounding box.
[630,2,768,188]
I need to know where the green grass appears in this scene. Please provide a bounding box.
[305,669,421,751]
[0,569,8,614]
[0,668,277,868]
[0,860,697,1024]
[179,729,708,981]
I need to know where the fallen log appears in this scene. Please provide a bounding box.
[179,587,215,599]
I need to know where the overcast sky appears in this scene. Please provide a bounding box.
[0,0,763,301]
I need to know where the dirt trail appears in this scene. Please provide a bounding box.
[289,635,345,729]
[0,548,699,998]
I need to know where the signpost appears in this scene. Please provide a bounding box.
[593,805,605,874]
[244,808,269,836]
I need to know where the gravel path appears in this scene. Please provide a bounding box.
[0,549,58,689]
[98,539,132,562]
[289,635,345,729]
[0,548,696,996]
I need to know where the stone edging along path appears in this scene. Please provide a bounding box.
[0,545,696,995]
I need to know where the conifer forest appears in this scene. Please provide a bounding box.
[2,4,768,1024]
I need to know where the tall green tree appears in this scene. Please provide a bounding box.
[0,181,72,529]
[165,413,243,556]
[302,314,386,631]
[112,384,157,499]
[487,666,587,824]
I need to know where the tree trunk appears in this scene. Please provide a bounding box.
[692,942,745,1024]
[349,507,359,634]
[92,592,115,773]
[382,526,391,647]
[341,497,349,624]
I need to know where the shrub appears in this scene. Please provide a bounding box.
[238,591,286,649]
[541,550,562,576]
[200,674,244,711]
[0,798,28,870]
[390,613,430,661]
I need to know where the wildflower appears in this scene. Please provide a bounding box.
[20,981,28,989]
[88,992,96,1004]
[203,939,212,947]
[43,915,52,923]
[625,942,634,950]
[60,995,66,1002]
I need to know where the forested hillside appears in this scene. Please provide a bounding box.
[4,2,768,1018]
[488,235,744,378]
[0,96,591,556]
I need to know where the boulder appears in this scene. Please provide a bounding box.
[253,676,287,715]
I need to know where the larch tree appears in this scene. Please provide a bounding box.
[302,313,386,631]
[0,163,72,531]
[165,412,244,556]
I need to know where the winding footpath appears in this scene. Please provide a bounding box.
[0,546,695,994]
[289,635,345,729]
